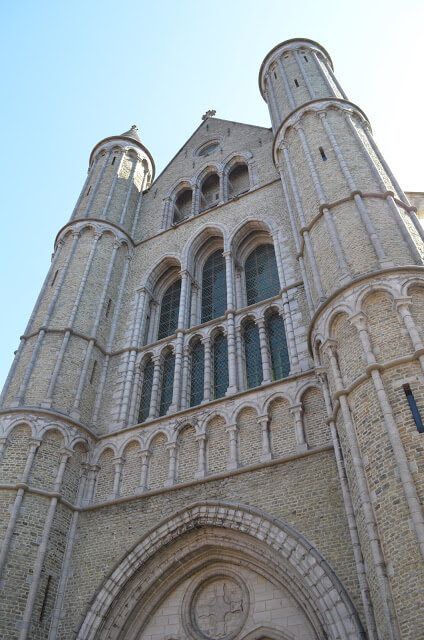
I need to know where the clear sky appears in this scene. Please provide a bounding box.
[1,0,423,389]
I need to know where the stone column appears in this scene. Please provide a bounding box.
[323,340,399,639]
[277,56,296,111]
[148,355,162,419]
[226,424,239,471]
[289,403,308,452]
[180,345,190,410]
[350,313,424,557]
[394,298,424,373]
[18,448,72,640]
[235,326,245,391]
[257,415,272,462]
[256,318,272,384]
[164,442,178,487]
[139,449,151,492]
[190,281,200,326]
[0,437,41,578]
[111,456,125,499]
[84,464,100,506]
[202,337,212,403]
[295,122,351,282]
[195,434,207,479]
[83,151,112,218]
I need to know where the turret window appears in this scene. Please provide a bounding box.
[403,384,424,433]
[319,147,327,161]
[158,280,181,340]
[294,79,299,87]
[159,351,175,416]
[138,358,154,423]
[51,270,58,287]
[201,250,227,323]
[245,244,280,306]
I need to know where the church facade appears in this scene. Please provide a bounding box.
[0,38,423,640]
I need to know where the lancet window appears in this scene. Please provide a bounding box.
[173,189,192,224]
[159,351,175,416]
[213,333,229,399]
[157,280,181,340]
[200,174,220,212]
[201,249,227,323]
[245,244,280,305]
[138,358,154,423]
[266,310,290,380]
[190,340,205,407]
[228,163,250,198]
[243,318,263,388]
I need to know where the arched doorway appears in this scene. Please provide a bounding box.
[77,502,365,640]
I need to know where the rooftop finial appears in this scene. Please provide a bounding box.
[120,125,142,143]
[202,109,216,121]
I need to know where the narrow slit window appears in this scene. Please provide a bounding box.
[39,575,52,621]
[86,186,91,196]
[51,270,58,287]
[304,55,308,62]
[294,79,299,87]
[89,361,97,385]
[105,298,112,318]
[319,147,327,161]
[403,384,424,433]
[111,156,116,165]
[274,71,277,79]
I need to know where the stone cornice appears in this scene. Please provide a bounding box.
[54,218,135,251]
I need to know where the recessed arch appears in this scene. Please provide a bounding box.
[76,502,364,640]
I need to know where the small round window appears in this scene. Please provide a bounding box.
[198,141,219,157]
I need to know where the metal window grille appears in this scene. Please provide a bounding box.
[159,352,175,416]
[267,312,290,380]
[138,359,154,423]
[213,334,229,399]
[190,341,205,407]
[244,320,263,388]
[158,280,181,340]
[245,244,280,306]
[201,250,227,323]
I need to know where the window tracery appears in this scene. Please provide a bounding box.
[201,249,227,323]
[157,280,181,340]
[245,244,280,306]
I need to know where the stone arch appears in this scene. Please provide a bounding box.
[182,222,229,271]
[241,626,294,640]
[204,412,228,475]
[266,395,296,458]
[76,502,364,640]
[62,440,89,503]
[94,446,116,503]
[328,312,363,388]
[176,423,197,483]
[235,405,262,467]
[147,431,170,490]
[29,428,65,492]
[361,289,412,362]
[120,439,142,497]
[0,422,33,483]
[299,385,330,448]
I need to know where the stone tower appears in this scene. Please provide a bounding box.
[0,38,423,640]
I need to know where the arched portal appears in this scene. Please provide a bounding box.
[76,502,364,640]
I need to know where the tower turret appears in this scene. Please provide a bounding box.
[0,126,155,427]
[70,125,154,238]
[260,38,424,640]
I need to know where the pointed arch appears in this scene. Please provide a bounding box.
[76,502,364,640]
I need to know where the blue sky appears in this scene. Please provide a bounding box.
[1,0,424,388]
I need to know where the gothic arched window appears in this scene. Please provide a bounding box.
[159,351,175,416]
[173,189,192,224]
[213,333,229,399]
[138,358,154,423]
[200,174,220,212]
[228,164,249,198]
[266,311,290,380]
[190,340,204,407]
[245,244,280,306]
[157,279,181,340]
[243,319,263,389]
[201,250,227,323]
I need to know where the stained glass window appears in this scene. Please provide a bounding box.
[244,319,263,389]
[158,279,181,340]
[190,340,204,407]
[201,250,227,323]
[245,244,280,306]
[267,312,290,380]
[138,359,154,423]
[159,352,175,416]
[213,333,229,399]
